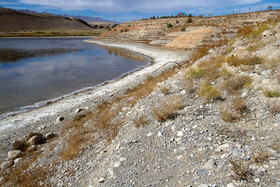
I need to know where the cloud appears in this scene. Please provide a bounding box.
[19,0,263,13]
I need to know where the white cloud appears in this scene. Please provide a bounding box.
[19,0,264,13]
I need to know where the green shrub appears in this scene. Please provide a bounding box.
[263,89,280,97]
[167,23,173,28]
[181,27,186,31]
[199,81,221,100]
[189,68,205,79]
[187,18,193,23]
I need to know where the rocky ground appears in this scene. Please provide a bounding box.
[1,10,280,187]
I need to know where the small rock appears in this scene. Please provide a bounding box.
[177,131,184,137]
[56,116,65,123]
[227,183,235,187]
[1,160,13,169]
[197,169,207,176]
[45,132,56,140]
[158,132,162,137]
[233,150,239,157]
[198,184,208,187]
[27,145,37,152]
[177,155,184,160]
[203,159,216,170]
[7,150,21,160]
[14,158,22,164]
[38,125,46,130]
[119,157,127,162]
[114,161,121,168]
[147,133,153,137]
[215,144,230,152]
[75,108,84,113]
[98,178,105,183]
[254,178,260,183]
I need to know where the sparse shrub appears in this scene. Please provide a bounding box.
[176,20,179,24]
[120,29,124,32]
[134,115,148,128]
[187,18,193,23]
[190,46,211,62]
[222,75,252,94]
[124,28,129,32]
[233,97,247,113]
[220,109,239,122]
[153,96,184,122]
[160,86,171,95]
[108,28,112,31]
[189,68,205,79]
[220,67,233,78]
[252,152,270,165]
[13,141,27,151]
[199,81,221,100]
[181,27,186,31]
[183,78,196,94]
[198,56,224,81]
[263,89,280,97]
[167,23,173,28]
[268,100,280,115]
[229,160,254,181]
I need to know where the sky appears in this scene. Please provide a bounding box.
[1,0,280,22]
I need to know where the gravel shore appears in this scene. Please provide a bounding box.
[0,41,190,161]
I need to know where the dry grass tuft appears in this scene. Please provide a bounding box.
[160,86,171,95]
[190,47,209,62]
[199,81,221,100]
[220,110,239,122]
[198,56,224,81]
[220,67,233,79]
[153,95,184,122]
[222,75,252,94]
[226,56,263,67]
[230,159,254,181]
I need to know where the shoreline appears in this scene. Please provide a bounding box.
[0,40,190,159]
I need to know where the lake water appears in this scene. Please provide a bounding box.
[0,38,149,117]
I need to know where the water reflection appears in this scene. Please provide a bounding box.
[0,38,148,116]
[104,46,147,62]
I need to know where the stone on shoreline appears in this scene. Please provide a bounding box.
[7,150,21,160]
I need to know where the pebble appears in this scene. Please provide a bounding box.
[254,178,260,183]
[177,131,184,137]
[227,183,235,187]
[203,159,216,170]
[114,161,121,168]
[215,144,230,152]
[7,150,21,160]
[157,132,162,137]
[232,149,239,157]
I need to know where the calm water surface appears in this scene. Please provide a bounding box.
[0,38,149,116]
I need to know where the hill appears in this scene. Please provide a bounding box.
[0,7,94,31]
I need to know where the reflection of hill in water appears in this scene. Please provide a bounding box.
[0,48,78,63]
[104,46,147,62]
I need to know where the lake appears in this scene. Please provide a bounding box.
[0,38,149,117]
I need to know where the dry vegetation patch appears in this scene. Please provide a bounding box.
[222,75,252,94]
[199,81,221,100]
[153,95,184,122]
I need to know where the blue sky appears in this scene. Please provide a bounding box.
[1,0,280,22]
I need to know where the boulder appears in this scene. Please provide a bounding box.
[45,132,56,140]
[27,135,44,145]
[7,150,21,160]
[27,145,37,152]
[1,160,13,170]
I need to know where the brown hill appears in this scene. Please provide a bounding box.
[0,7,94,31]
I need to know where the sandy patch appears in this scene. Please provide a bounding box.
[165,28,215,49]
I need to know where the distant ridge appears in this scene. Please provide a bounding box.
[18,9,116,23]
[0,7,95,31]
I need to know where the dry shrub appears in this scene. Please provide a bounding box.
[0,152,52,187]
[229,160,254,181]
[13,140,27,151]
[153,95,184,122]
[220,109,239,122]
[190,47,209,62]
[222,75,252,94]
[183,78,196,94]
[199,81,221,100]
[217,126,246,139]
[237,25,254,38]
[226,56,263,67]
[251,152,270,165]
[198,56,224,81]
[233,97,247,113]
[134,115,148,128]
[160,86,171,95]
[271,140,280,151]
